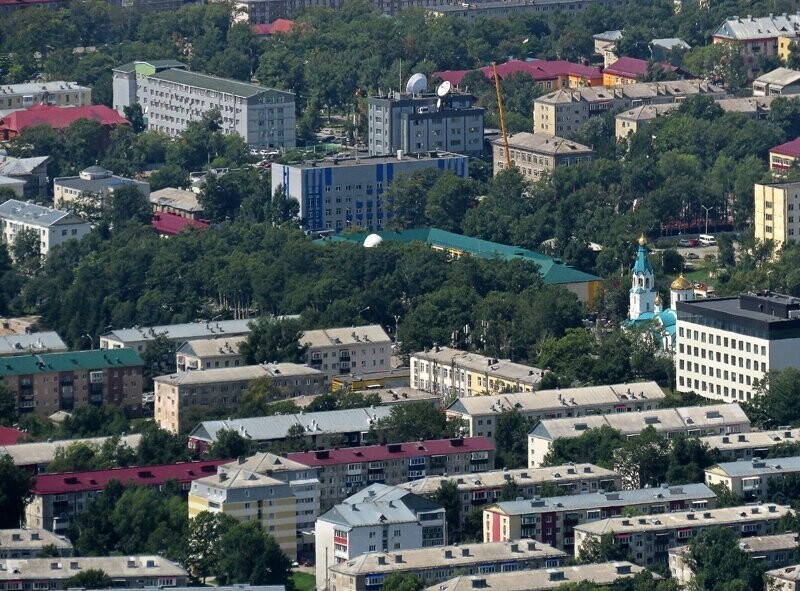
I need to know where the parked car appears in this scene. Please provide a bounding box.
[678,238,692,247]
[686,252,700,260]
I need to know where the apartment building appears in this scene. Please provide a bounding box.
[0,434,143,473]
[220,453,320,548]
[0,105,129,142]
[0,200,91,258]
[112,61,296,149]
[0,529,72,558]
[154,363,325,432]
[0,332,66,356]
[411,347,543,398]
[753,67,800,96]
[287,437,495,511]
[149,187,205,220]
[301,325,392,381]
[602,57,679,86]
[188,406,393,453]
[446,382,665,442]
[770,138,800,172]
[528,404,751,467]
[0,349,144,417]
[189,468,297,559]
[713,14,800,78]
[573,504,790,566]
[483,484,716,552]
[273,152,467,233]
[705,456,800,500]
[533,80,725,135]
[175,336,247,371]
[53,166,149,209]
[767,564,800,591]
[429,562,646,591]
[675,292,800,401]
[670,533,798,584]
[367,90,484,157]
[492,133,593,181]
[315,484,447,590]
[0,556,188,589]
[755,182,800,250]
[328,539,565,591]
[100,319,254,352]
[25,460,225,533]
[700,428,800,461]
[0,155,49,199]
[0,81,90,111]
[400,464,621,527]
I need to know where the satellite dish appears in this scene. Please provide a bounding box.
[406,73,428,95]
[436,80,452,97]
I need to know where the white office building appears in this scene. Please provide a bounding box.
[0,199,91,257]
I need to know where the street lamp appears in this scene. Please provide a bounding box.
[701,204,712,235]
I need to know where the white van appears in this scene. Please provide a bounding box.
[698,234,717,246]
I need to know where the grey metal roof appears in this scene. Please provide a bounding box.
[494,132,593,156]
[154,363,321,386]
[0,200,85,228]
[189,405,393,443]
[149,69,295,100]
[0,332,67,355]
[714,13,800,41]
[0,156,48,177]
[754,67,800,87]
[491,483,716,516]
[112,60,187,74]
[302,325,391,348]
[710,455,800,477]
[593,30,623,41]
[650,38,691,50]
[320,483,444,527]
[149,187,203,213]
[0,81,89,96]
[102,319,254,345]
[53,174,146,194]
[0,434,143,467]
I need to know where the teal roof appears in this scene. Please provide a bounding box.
[632,244,653,275]
[320,228,602,286]
[150,69,294,99]
[0,349,144,377]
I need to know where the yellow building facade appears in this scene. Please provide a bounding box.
[754,182,800,253]
[188,469,298,560]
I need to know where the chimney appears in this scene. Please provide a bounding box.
[397,150,403,161]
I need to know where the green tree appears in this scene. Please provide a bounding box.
[136,422,190,465]
[38,544,61,558]
[11,227,41,274]
[64,569,112,590]
[105,185,152,230]
[462,506,485,542]
[499,477,520,501]
[123,104,146,133]
[536,328,595,382]
[544,425,625,469]
[686,527,766,591]
[0,456,31,527]
[746,368,800,428]
[372,402,461,444]
[240,317,306,364]
[239,376,284,417]
[384,168,442,230]
[48,442,102,473]
[215,520,292,586]
[706,483,742,508]
[0,382,16,425]
[380,573,423,591]
[432,480,460,542]
[613,426,669,489]
[187,511,238,582]
[494,409,534,469]
[208,428,252,459]
[577,533,629,564]
[141,333,177,391]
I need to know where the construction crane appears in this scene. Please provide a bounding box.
[492,62,512,170]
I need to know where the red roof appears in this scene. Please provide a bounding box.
[251,19,295,36]
[151,213,210,236]
[435,60,601,86]
[0,426,25,446]
[604,57,678,78]
[0,104,129,134]
[771,137,800,158]
[32,459,228,495]
[287,437,494,467]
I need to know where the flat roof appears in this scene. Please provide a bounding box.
[0,199,86,228]
[0,434,143,467]
[575,504,789,535]
[707,455,800,477]
[0,81,88,95]
[175,335,247,358]
[149,69,294,100]
[330,539,566,576]
[412,347,543,384]
[755,67,800,86]
[676,295,800,323]
[279,152,466,171]
[154,363,321,387]
[0,556,187,580]
[0,332,67,355]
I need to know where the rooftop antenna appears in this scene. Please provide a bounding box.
[406,73,428,96]
[436,80,451,110]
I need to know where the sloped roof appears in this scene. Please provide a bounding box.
[0,104,129,133]
[605,57,678,78]
[151,212,209,235]
[496,132,593,155]
[435,59,601,86]
[112,60,186,74]
[149,69,294,100]
[0,348,143,377]
[714,14,800,41]
[771,136,800,158]
[251,19,294,36]
[0,155,49,176]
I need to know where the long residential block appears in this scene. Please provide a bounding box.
[0,433,143,473]
[100,319,254,352]
[705,455,800,500]
[701,428,800,461]
[0,529,72,558]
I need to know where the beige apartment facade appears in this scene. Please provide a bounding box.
[754,182,800,252]
[492,133,593,181]
[302,325,392,382]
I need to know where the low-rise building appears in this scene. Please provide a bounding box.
[175,336,247,371]
[753,67,800,96]
[315,484,447,590]
[675,292,800,402]
[713,14,800,79]
[434,60,604,93]
[0,332,66,356]
[301,325,392,381]
[273,152,467,233]
[0,155,49,198]
[594,30,623,67]
[0,529,73,558]
[149,187,205,220]
[483,483,717,552]
[0,348,144,417]
[328,370,411,394]
[650,38,691,62]
[329,539,566,591]
[669,533,798,584]
[528,404,751,467]
[400,464,621,527]
[189,468,298,559]
[0,82,90,111]
[700,428,800,461]
[0,556,188,589]
[770,138,800,172]
[602,57,679,85]
[287,437,495,511]
[100,319,254,353]
[705,456,800,500]
[410,346,544,399]
[767,564,800,591]
[428,562,648,591]
[0,104,129,141]
[0,434,143,473]
[446,382,665,442]
[492,132,593,181]
[573,504,790,566]
[25,460,225,533]
[54,166,150,209]
[188,406,394,453]
[615,103,678,139]
[0,199,91,258]
[220,453,320,550]
[155,363,326,432]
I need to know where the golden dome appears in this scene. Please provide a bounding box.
[654,293,663,304]
[638,234,647,246]
[671,274,692,291]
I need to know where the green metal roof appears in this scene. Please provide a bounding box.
[149,69,294,99]
[0,348,144,377]
[113,60,186,74]
[320,228,602,285]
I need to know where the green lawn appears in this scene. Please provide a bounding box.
[291,572,315,591]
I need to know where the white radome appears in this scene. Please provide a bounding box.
[363,234,384,248]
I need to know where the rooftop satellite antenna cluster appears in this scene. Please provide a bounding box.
[405,73,427,95]
[436,80,452,110]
